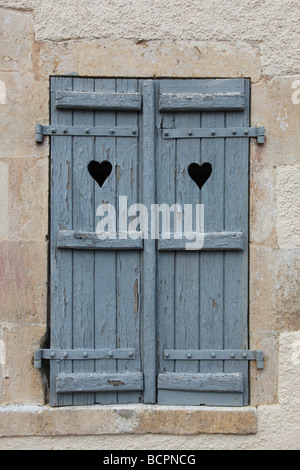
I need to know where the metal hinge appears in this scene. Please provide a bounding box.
[35,124,265,144]
[35,124,139,143]
[162,127,265,144]
[164,350,265,370]
[34,348,137,369]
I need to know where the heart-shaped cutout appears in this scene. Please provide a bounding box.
[188,162,212,190]
[88,160,113,188]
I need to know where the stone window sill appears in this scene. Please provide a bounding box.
[0,405,257,437]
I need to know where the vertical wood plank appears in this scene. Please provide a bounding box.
[174,108,200,376]
[72,78,95,405]
[143,80,157,404]
[116,79,142,404]
[224,79,250,404]
[199,112,225,374]
[94,78,118,405]
[156,102,176,377]
[50,76,74,407]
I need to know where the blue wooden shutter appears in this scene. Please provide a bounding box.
[49,78,144,406]
[40,77,263,407]
[156,79,251,407]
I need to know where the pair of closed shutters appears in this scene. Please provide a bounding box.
[48,77,252,407]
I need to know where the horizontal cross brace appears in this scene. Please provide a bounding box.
[56,372,144,394]
[158,373,244,394]
[162,127,265,144]
[34,349,137,368]
[35,124,139,142]
[158,232,244,252]
[159,91,245,112]
[55,91,142,111]
[164,350,264,370]
[57,231,144,251]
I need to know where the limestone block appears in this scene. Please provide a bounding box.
[137,406,257,436]
[251,77,300,166]
[0,241,48,326]
[257,402,300,450]
[37,39,262,82]
[0,9,34,73]
[0,72,49,159]
[249,244,300,403]
[0,324,46,405]
[0,0,33,8]
[0,79,5,104]
[250,245,300,333]
[250,245,276,334]
[250,334,278,406]
[249,245,278,404]
[0,160,9,239]
[0,405,258,437]
[276,165,300,249]
[7,157,48,241]
[250,163,276,246]
[275,248,300,331]
[279,331,300,406]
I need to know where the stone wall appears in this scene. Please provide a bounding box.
[0,0,299,449]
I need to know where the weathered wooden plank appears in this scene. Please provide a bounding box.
[158,232,244,251]
[160,92,245,112]
[174,109,200,378]
[56,91,142,111]
[157,390,244,407]
[116,78,142,405]
[72,77,95,406]
[156,106,176,378]
[142,80,157,404]
[94,78,118,405]
[224,79,250,405]
[50,76,74,407]
[158,373,244,393]
[57,230,143,250]
[199,111,225,376]
[160,79,246,95]
[56,373,144,394]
